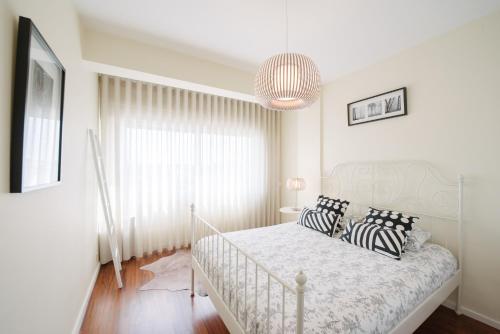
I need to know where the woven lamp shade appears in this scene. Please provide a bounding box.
[255,53,321,111]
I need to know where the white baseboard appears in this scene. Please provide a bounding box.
[72,263,101,334]
[442,299,500,330]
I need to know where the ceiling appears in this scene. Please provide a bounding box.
[74,0,500,83]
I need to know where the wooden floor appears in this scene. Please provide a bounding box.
[81,252,499,334]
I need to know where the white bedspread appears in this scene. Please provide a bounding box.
[195,222,457,334]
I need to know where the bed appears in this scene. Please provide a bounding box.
[190,161,464,334]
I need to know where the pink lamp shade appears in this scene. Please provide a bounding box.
[286,178,306,191]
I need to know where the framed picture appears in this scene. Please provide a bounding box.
[347,87,407,126]
[11,17,65,193]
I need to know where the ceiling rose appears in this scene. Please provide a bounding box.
[255,0,321,111]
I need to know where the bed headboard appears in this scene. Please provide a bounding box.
[321,161,463,258]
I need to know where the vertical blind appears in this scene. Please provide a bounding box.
[99,75,281,262]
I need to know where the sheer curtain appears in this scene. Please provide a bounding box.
[98,75,281,263]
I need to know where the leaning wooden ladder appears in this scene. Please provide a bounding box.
[88,129,123,288]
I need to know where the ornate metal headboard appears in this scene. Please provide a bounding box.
[321,161,463,258]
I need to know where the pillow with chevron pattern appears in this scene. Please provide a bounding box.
[298,207,341,237]
[340,220,408,260]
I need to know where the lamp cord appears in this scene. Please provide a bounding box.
[285,0,289,52]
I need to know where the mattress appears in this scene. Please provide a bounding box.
[195,222,458,334]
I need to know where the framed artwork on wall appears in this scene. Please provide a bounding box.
[347,87,407,126]
[11,17,66,193]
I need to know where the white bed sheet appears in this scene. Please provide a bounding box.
[196,222,457,334]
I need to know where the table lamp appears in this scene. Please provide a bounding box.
[286,177,306,210]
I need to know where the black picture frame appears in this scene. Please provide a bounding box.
[11,17,65,193]
[347,87,407,126]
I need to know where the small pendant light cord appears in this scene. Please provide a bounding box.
[285,0,289,52]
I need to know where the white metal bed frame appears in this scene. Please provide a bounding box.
[190,161,464,334]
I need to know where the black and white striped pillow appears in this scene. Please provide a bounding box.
[298,208,340,237]
[363,207,419,232]
[340,221,407,260]
[316,195,350,217]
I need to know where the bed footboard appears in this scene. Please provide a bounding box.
[190,204,306,334]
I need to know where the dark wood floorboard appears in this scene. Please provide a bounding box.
[80,250,229,334]
[415,305,499,334]
[81,252,499,334]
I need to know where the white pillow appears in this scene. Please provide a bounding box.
[406,227,432,251]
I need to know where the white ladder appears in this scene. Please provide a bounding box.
[88,129,123,288]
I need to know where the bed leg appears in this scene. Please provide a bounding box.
[295,271,307,334]
[191,268,195,297]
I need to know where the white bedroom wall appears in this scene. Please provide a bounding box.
[0,0,99,333]
[280,100,322,222]
[280,112,298,222]
[81,28,255,95]
[296,100,322,208]
[321,10,500,326]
